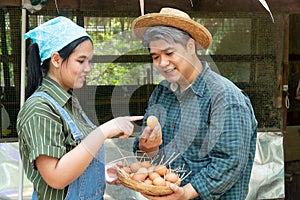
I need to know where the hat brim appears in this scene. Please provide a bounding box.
[132,13,213,49]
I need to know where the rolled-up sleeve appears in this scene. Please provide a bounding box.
[20,106,67,169]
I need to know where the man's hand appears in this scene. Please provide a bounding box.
[141,183,186,200]
[139,116,162,153]
[141,183,198,200]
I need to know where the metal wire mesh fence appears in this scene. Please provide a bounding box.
[0,7,284,140]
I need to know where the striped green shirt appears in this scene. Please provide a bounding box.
[17,77,94,200]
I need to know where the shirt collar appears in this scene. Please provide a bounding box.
[39,77,72,107]
[161,62,211,97]
[190,62,210,97]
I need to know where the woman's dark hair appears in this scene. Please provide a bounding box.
[25,36,92,99]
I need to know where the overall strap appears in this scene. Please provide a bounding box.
[30,92,83,142]
[81,112,97,129]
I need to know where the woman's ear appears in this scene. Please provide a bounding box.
[51,52,61,68]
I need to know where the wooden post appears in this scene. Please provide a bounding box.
[282,15,290,134]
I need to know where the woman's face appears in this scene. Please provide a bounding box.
[51,39,93,91]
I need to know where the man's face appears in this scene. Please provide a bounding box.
[149,39,199,86]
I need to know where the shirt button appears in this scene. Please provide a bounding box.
[171,122,175,127]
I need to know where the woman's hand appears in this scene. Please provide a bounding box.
[100,116,143,138]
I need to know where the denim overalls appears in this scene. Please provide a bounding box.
[30,92,105,200]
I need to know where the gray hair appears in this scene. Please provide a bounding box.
[142,26,192,49]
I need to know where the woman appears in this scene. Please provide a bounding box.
[17,16,142,200]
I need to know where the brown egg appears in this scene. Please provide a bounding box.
[149,172,161,181]
[154,165,169,176]
[165,181,171,187]
[152,177,166,186]
[130,162,141,173]
[140,161,152,168]
[147,166,155,173]
[132,173,148,182]
[165,172,179,183]
[137,167,148,175]
[146,116,159,129]
[144,179,153,185]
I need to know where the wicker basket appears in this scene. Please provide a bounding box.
[117,167,180,196]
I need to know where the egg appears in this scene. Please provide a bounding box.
[146,116,159,129]
[132,173,148,182]
[140,161,152,168]
[144,179,153,185]
[154,165,169,176]
[165,181,171,187]
[137,167,148,175]
[165,172,179,183]
[147,166,155,173]
[130,162,141,173]
[149,172,161,181]
[152,177,166,186]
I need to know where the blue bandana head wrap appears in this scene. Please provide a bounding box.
[24,16,91,62]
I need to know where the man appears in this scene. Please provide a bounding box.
[132,8,257,200]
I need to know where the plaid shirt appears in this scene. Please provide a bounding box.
[134,63,257,199]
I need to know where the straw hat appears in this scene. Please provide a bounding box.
[132,7,212,49]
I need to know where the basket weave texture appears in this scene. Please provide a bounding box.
[117,167,180,196]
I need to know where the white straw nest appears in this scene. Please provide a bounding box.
[110,152,192,196]
[117,167,179,196]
